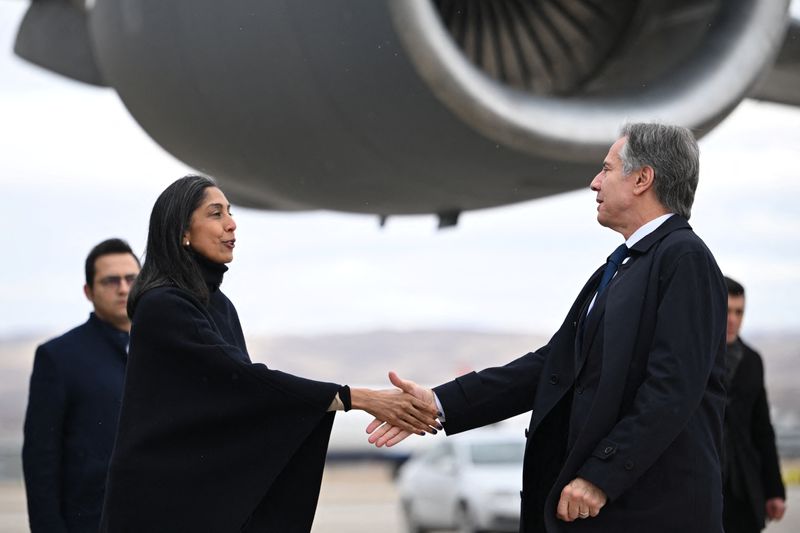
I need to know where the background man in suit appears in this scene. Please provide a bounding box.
[369,123,728,532]
[722,276,786,533]
[22,238,140,533]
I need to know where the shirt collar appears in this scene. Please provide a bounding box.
[89,312,130,354]
[625,213,674,249]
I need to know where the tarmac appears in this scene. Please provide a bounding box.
[1,463,798,532]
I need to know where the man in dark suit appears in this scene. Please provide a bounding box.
[23,238,140,533]
[722,276,786,533]
[369,123,728,532]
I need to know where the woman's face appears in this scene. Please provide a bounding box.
[183,187,237,264]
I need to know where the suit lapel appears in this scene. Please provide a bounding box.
[574,268,603,374]
[580,215,691,374]
[577,293,607,369]
[726,344,749,403]
[576,253,640,376]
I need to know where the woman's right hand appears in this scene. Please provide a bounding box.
[364,372,440,446]
[349,373,440,436]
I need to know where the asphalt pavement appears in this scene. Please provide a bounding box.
[0,464,798,532]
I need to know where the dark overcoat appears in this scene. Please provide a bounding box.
[100,278,340,532]
[724,339,785,529]
[435,215,727,532]
[23,313,128,533]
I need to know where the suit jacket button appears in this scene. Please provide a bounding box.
[549,374,559,385]
[604,446,614,455]
[624,460,635,470]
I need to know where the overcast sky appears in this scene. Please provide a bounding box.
[1,2,799,341]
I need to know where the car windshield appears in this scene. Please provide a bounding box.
[469,441,525,465]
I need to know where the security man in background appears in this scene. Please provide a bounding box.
[722,276,786,533]
[22,238,140,533]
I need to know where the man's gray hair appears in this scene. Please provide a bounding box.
[619,123,699,219]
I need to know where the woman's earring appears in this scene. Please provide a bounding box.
[184,240,190,247]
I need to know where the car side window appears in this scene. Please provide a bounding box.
[422,442,446,462]
[424,442,456,473]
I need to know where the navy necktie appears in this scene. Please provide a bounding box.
[596,243,629,295]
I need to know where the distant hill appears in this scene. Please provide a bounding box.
[246,329,550,384]
[1,329,798,464]
[3,329,797,422]
[0,329,547,439]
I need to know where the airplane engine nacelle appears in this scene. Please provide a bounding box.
[27,0,792,215]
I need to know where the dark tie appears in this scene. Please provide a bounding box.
[596,243,629,295]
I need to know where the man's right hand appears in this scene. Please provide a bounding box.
[366,371,439,447]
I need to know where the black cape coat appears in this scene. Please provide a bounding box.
[100,267,340,532]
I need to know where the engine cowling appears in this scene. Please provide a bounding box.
[20,0,790,216]
[391,0,792,161]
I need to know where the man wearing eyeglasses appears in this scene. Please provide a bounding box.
[23,238,140,533]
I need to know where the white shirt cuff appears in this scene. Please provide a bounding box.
[433,392,445,422]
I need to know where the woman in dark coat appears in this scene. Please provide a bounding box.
[100,175,438,532]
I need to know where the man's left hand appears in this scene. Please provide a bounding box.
[556,477,607,522]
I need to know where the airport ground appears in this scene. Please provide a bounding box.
[1,462,799,532]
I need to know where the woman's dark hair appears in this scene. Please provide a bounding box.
[128,175,217,317]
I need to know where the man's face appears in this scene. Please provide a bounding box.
[84,253,141,330]
[590,137,637,235]
[727,294,745,345]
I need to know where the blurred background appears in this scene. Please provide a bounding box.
[2,0,799,531]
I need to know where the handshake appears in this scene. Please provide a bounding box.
[352,371,441,447]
